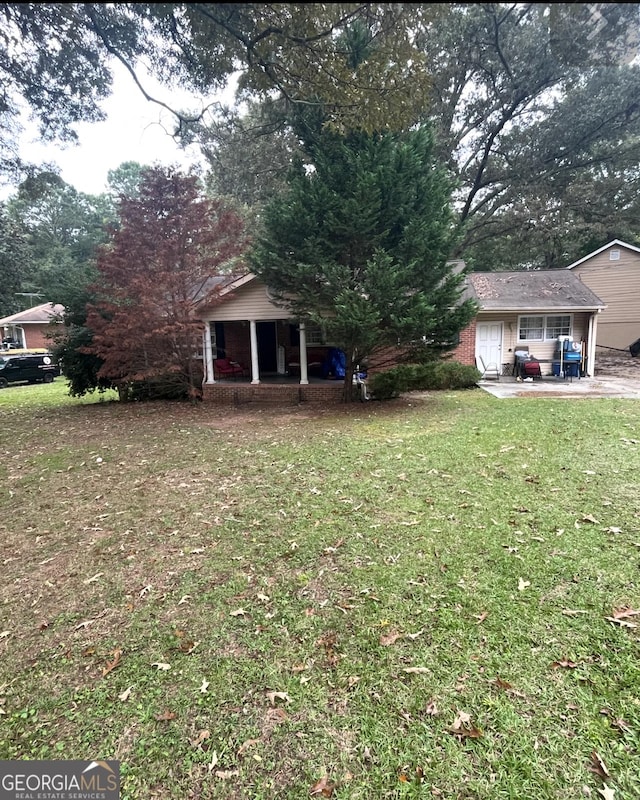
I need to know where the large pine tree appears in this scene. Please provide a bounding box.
[250,116,476,400]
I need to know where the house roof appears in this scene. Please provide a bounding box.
[463,270,606,312]
[566,239,640,269]
[0,302,65,326]
[190,273,252,306]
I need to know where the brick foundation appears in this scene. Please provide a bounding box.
[203,381,346,405]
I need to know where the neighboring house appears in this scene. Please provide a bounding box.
[449,270,606,377]
[0,303,64,351]
[566,239,640,351]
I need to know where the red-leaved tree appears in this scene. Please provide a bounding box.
[86,166,248,400]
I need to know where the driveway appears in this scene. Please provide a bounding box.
[478,349,640,399]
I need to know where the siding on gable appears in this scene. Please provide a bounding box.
[571,246,640,349]
[204,280,291,322]
[572,248,640,322]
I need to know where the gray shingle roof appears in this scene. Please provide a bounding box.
[463,270,606,311]
[0,302,65,325]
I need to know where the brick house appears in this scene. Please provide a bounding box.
[449,270,605,377]
[0,303,64,351]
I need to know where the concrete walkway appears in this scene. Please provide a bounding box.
[478,374,640,399]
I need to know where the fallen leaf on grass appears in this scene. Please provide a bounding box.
[611,717,631,733]
[199,679,209,694]
[309,775,336,797]
[551,659,578,669]
[589,750,610,780]
[518,578,530,592]
[425,700,439,716]
[74,620,94,630]
[177,638,200,654]
[580,514,600,524]
[139,585,152,598]
[605,616,638,629]
[102,649,122,677]
[402,667,429,675]
[474,611,489,624]
[597,786,616,800]
[380,631,402,647]
[151,662,171,671]
[118,686,133,702]
[83,572,104,585]
[611,606,640,620]
[154,710,176,721]
[215,770,239,780]
[190,729,210,748]
[0,630,10,639]
[266,691,291,705]
[449,711,483,739]
[404,629,424,640]
[562,609,588,616]
[230,608,248,617]
[237,738,259,757]
[177,595,191,605]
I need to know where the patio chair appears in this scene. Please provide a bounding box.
[476,354,501,381]
[214,358,245,380]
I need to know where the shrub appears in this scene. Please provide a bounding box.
[368,360,480,399]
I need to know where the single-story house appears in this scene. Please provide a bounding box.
[195,268,606,403]
[449,270,606,377]
[0,302,64,351]
[565,239,640,351]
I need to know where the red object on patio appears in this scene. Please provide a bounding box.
[214,358,245,380]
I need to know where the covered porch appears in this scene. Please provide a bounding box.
[199,274,348,404]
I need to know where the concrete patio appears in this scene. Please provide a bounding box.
[477,372,640,399]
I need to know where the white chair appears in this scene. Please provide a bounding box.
[476,355,501,381]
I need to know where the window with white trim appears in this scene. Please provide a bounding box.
[544,314,571,339]
[518,314,572,341]
[610,249,620,261]
[518,315,544,341]
[303,323,325,345]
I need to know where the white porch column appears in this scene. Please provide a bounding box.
[204,322,215,384]
[249,320,260,384]
[587,311,599,378]
[299,322,309,385]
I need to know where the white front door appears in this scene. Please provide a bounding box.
[476,322,503,369]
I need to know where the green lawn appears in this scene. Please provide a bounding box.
[0,380,638,799]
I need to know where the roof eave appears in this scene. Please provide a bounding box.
[478,305,606,313]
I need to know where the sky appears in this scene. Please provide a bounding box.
[17,61,225,197]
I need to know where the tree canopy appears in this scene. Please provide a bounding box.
[0,2,436,183]
[419,2,640,268]
[200,3,640,270]
[4,171,111,309]
[250,114,477,401]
